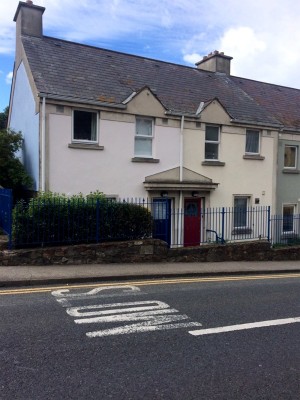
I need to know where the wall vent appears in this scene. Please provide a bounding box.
[56,105,64,113]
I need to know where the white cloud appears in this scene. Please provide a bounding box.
[2,0,300,90]
[6,72,13,85]
[183,53,201,65]
[219,27,266,76]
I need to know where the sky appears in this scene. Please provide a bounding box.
[1,0,300,112]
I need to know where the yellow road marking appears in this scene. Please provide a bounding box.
[0,273,300,296]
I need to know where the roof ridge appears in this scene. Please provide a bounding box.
[24,34,204,72]
[232,74,300,93]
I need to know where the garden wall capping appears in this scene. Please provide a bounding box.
[1,239,300,266]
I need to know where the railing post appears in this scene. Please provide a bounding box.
[221,207,225,243]
[267,206,271,242]
[96,199,99,243]
[7,190,13,249]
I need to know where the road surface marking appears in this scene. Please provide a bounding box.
[189,317,300,336]
[87,321,202,338]
[66,300,169,317]
[52,285,142,306]
[52,289,202,337]
[1,273,300,296]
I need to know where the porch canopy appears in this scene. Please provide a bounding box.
[143,167,218,192]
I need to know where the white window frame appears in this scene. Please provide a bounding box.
[205,125,220,160]
[233,196,251,229]
[245,129,260,155]
[284,145,297,169]
[282,204,296,233]
[134,117,154,158]
[72,109,98,143]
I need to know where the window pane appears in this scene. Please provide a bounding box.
[283,205,294,232]
[135,137,152,156]
[246,130,259,153]
[205,126,219,141]
[136,118,152,136]
[234,197,247,227]
[284,146,296,168]
[153,201,167,220]
[205,143,218,159]
[74,110,97,141]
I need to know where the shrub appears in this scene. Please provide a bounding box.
[12,192,152,247]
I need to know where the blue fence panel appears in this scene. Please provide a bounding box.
[201,206,270,245]
[0,188,13,248]
[270,213,300,246]
[8,194,272,249]
[11,197,153,248]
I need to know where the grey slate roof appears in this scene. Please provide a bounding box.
[22,34,296,128]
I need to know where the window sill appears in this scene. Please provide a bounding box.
[232,227,252,235]
[68,143,104,150]
[201,160,225,166]
[243,154,265,160]
[282,169,300,174]
[131,157,160,163]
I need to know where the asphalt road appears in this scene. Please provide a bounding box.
[1,274,300,399]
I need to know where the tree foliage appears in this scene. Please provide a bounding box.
[0,106,8,130]
[0,128,33,190]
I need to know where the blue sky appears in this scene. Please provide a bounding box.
[2,0,300,112]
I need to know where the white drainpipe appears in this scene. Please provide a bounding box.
[41,96,46,191]
[180,115,184,182]
[178,115,184,246]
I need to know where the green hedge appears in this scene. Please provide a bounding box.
[12,192,153,247]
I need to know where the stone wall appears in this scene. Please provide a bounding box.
[1,238,300,266]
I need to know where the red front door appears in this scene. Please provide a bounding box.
[184,198,201,247]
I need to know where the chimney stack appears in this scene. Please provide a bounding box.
[13,1,45,69]
[14,1,45,38]
[196,51,233,75]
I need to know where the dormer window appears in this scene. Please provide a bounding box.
[245,129,260,154]
[205,125,220,160]
[135,117,153,157]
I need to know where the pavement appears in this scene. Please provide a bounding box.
[1,260,300,287]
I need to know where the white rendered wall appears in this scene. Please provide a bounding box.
[184,125,275,210]
[9,62,39,190]
[48,113,180,198]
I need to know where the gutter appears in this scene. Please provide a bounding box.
[230,118,283,129]
[281,127,300,133]
[38,93,127,110]
[165,110,200,118]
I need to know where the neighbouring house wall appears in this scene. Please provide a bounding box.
[47,110,180,197]
[9,62,39,190]
[276,136,300,215]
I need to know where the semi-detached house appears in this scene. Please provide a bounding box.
[8,1,300,245]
